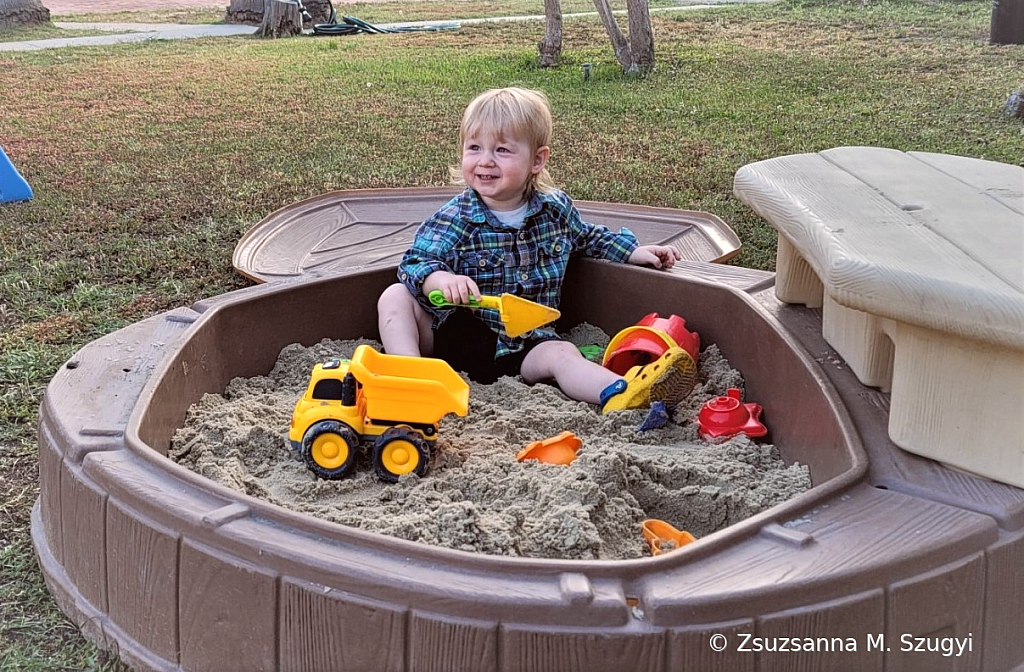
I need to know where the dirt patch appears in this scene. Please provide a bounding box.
[170,328,811,560]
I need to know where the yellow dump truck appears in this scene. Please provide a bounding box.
[289,344,470,482]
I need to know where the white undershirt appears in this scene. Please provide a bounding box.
[490,202,529,230]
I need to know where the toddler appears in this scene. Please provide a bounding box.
[377,87,695,412]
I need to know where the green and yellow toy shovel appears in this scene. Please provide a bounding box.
[427,289,561,338]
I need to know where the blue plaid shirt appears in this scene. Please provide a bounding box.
[398,187,639,358]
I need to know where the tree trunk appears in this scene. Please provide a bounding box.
[990,0,1024,44]
[538,0,563,67]
[627,0,655,73]
[227,0,330,26]
[0,0,50,28]
[592,0,634,72]
[225,0,263,25]
[255,0,301,38]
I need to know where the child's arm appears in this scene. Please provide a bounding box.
[399,196,482,305]
[560,193,681,269]
[560,193,638,263]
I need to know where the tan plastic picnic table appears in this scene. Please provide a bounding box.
[734,146,1024,488]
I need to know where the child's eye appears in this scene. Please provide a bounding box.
[496,147,509,153]
[466,144,480,151]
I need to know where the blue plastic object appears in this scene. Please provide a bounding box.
[0,146,33,203]
[638,401,670,432]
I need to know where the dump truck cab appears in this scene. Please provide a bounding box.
[289,345,469,482]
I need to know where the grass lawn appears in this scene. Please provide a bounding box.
[0,0,1021,668]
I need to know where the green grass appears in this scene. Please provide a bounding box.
[53,7,226,24]
[0,0,1021,667]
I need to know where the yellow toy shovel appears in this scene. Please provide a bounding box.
[427,290,561,338]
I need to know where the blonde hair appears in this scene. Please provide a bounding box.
[450,87,557,195]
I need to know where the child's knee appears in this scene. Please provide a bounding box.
[522,339,579,377]
[539,340,580,360]
[378,283,414,315]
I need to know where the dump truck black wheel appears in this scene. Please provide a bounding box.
[301,420,359,480]
[373,426,430,483]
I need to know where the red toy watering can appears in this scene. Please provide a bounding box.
[696,388,768,439]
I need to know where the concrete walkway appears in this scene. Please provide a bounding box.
[0,22,254,51]
[0,0,775,52]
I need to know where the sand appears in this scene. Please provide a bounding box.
[169,326,811,561]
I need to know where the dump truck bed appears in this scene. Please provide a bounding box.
[348,344,469,425]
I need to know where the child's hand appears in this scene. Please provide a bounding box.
[627,245,682,269]
[423,271,482,305]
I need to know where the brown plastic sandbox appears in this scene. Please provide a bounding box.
[33,258,1024,671]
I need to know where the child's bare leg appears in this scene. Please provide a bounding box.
[377,283,434,356]
[520,340,619,404]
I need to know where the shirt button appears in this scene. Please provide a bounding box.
[518,232,527,240]
[554,244,562,252]
[479,259,487,268]
[400,272,408,280]
[520,271,529,281]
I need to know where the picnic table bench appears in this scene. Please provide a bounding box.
[734,146,1024,488]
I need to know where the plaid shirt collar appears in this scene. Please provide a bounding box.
[459,187,550,228]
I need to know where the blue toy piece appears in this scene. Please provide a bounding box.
[637,400,670,432]
[0,146,33,203]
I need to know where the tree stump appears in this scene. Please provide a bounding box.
[226,0,331,26]
[0,0,51,28]
[225,0,263,25]
[255,0,301,38]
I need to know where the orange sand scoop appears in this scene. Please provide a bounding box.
[642,519,696,556]
[516,431,582,465]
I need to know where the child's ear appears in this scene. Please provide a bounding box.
[532,146,550,174]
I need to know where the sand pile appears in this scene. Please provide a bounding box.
[170,328,811,560]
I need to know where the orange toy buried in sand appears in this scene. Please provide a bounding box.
[516,431,582,465]
[642,519,696,556]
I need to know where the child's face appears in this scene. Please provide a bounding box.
[461,130,549,211]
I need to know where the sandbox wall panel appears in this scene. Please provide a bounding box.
[757,590,884,671]
[983,536,1024,672]
[279,577,407,672]
[671,619,755,671]
[408,612,498,672]
[178,539,278,671]
[36,419,64,564]
[643,485,996,624]
[886,554,984,672]
[669,620,755,671]
[59,462,107,614]
[105,499,180,665]
[499,627,666,672]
